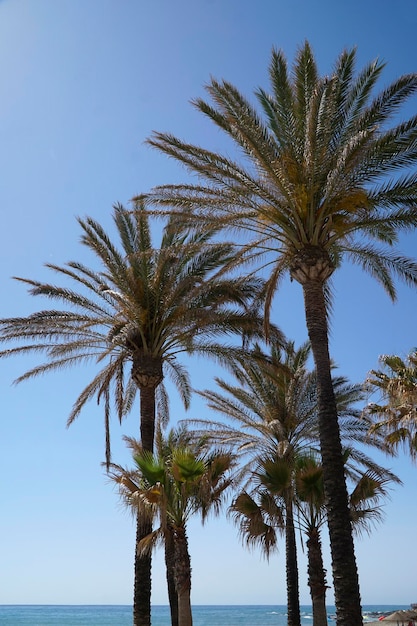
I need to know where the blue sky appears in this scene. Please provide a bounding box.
[0,0,416,608]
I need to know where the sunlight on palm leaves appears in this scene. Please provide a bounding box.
[0,201,269,466]
[146,43,417,313]
[365,351,417,459]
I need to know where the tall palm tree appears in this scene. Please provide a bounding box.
[365,351,417,459]
[145,42,417,625]
[0,202,271,626]
[111,426,234,626]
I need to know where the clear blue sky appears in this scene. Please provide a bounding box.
[0,0,416,608]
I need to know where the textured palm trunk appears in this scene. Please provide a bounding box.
[306,526,328,626]
[285,498,301,626]
[165,523,179,626]
[132,353,164,626]
[174,526,193,626]
[301,277,362,626]
[133,512,153,626]
[133,384,157,626]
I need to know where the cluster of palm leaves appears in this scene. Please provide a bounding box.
[187,341,400,626]
[365,352,417,459]
[2,41,417,626]
[109,427,235,626]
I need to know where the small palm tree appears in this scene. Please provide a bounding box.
[365,351,417,459]
[231,455,327,626]
[294,454,328,626]
[111,426,234,626]
[0,202,270,626]
[233,451,399,626]
[190,340,398,626]
[295,453,400,626]
[190,340,351,626]
[146,42,417,626]
[255,454,301,626]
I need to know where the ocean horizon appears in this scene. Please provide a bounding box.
[0,604,410,625]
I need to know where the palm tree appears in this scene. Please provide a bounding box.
[234,451,399,626]
[111,426,234,626]
[365,351,417,459]
[294,454,328,626]
[189,340,358,626]
[253,454,302,626]
[190,340,399,626]
[0,202,271,626]
[295,453,400,626]
[145,42,417,625]
[120,433,183,626]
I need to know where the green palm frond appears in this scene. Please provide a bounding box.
[112,427,233,540]
[171,451,205,483]
[230,491,281,559]
[295,457,324,505]
[134,451,166,485]
[257,457,292,494]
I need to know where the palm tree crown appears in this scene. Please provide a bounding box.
[365,351,417,459]
[0,202,269,463]
[192,341,374,471]
[147,42,417,308]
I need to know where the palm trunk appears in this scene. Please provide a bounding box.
[178,589,193,626]
[306,526,328,626]
[133,380,160,626]
[140,385,157,452]
[302,278,362,626]
[133,512,153,626]
[285,498,301,626]
[174,526,193,626]
[165,523,179,626]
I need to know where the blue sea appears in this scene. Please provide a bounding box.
[0,604,409,625]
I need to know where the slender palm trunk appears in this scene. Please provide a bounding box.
[285,498,301,626]
[132,353,164,626]
[133,512,153,626]
[165,523,179,626]
[302,278,362,626]
[174,526,193,626]
[133,385,157,626]
[140,385,157,452]
[306,526,328,626]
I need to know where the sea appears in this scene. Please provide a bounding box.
[0,604,409,625]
